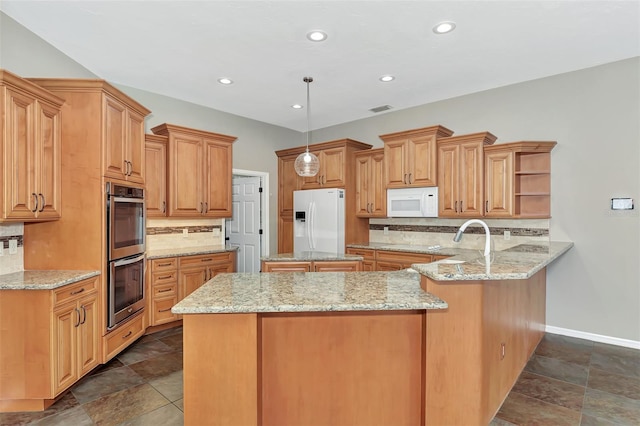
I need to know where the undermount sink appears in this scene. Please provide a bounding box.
[436,259,466,264]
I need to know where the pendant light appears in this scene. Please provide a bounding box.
[294,76,320,177]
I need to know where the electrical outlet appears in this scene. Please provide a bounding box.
[9,239,17,254]
[383,226,389,235]
[503,230,511,241]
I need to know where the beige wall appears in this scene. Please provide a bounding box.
[2,12,638,342]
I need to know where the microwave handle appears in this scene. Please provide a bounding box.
[113,253,145,267]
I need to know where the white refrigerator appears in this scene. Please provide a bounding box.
[293,188,345,254]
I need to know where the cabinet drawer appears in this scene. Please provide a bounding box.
[152,271,178,285]
[104,313,145,361]
[153,282,177,297]
[53,277,98,307]
[376,250,432,265]
[150,257,177,272]
[345,248,376,261]
[151,296,178,325]
[179,252,232,268]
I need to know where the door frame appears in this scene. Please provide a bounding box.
[230,168,270,258]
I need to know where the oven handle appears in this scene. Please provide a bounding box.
[111,196,145,204]
[113,253,146,267]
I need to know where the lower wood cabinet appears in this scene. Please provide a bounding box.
[346,248,434,271]
[103,312,145,363]
[0,276,101,412]
[344,248,376,271]
[262,260,362,273]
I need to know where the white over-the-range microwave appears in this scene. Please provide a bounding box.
[386,187,438,217]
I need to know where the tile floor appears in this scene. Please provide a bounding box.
[1,328,638,425]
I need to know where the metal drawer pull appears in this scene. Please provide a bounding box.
[31,193,39,213]
[162,201,166,213]
[158,308,172,313]
[70,288,85,295]
[74,308,81,327]
[157,275,173,279]
[122,331,132,339]
[157,262,172,267]
[158,288,172,293]
[201,258,213,262]
[80,305,87,324]
[38,194,45,212]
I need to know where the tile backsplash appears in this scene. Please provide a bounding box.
[146,218,225,251]
[368,217,550,252]
[0,223,24,274]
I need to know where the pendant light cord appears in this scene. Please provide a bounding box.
[304,76,313,152]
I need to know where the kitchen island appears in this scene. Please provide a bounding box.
[175,241,573,426]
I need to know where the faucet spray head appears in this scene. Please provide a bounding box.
[453,229,464,242]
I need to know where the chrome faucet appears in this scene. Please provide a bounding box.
[453,219,492,258]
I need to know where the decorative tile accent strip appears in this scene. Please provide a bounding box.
[0,235,23,249]
[146,225,222,235]
[369,224,548,237]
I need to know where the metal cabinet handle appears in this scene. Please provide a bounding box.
[204,202,208,213]
[323,175,326,185]
[162,201,166,213]
[454,200,458,213]
[70,287,85,295]
[199,202,204,214]
[80,305,87,325]
[158,288,172,293]
[486,200,489,213]
[460,200,463,212]
[403,174,407,184]
[38,193,45,212]
[157,262,172,267]
[201,258,213,262]
[159,308,172,313]
[157,275,172,279]
[74,308,81,327]
[31,193,39,213]
[122,331,132,339]
[408,173,412,184]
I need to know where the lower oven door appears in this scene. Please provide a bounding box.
[108,254,145,330]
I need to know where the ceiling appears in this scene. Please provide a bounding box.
[2,1,639,132]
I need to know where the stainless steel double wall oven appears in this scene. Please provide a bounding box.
[106,182,146,330]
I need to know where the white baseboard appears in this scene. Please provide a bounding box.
[545,325,640,350]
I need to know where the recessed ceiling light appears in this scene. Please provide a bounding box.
[433,21,456,34]
[306,30,328,42]
[379,75,395,82]
[217,77,233,85]
[292,104,304,109]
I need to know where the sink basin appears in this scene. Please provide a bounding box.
[436,259,466,264]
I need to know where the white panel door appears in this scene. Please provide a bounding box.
[226,176,262,272]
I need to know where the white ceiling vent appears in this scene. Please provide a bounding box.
[369,105,393,113]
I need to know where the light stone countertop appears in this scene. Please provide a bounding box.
[172,271,448,314]
[411,241,574,281]
[0,270,101,290]
[146,245,238,260]
[261,251,364,262]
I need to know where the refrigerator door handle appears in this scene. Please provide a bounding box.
[307,202,314,250]
[309,201,316,250]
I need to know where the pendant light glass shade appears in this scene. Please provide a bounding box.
[295,77,320,177]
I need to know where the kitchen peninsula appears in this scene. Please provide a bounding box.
[174,241,572,426]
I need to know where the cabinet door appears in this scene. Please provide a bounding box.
[320,147,346,187]
[485,150,513,217]
[34,100,61,219]
[278,215,294,254]
[438,143,460,217]
[3,88,37,219]
[77,294,100,377]
[203,138,232,217]
[314,261,361,272]
[278,155,302,216]
[152,295,179,326]
[384,139,408,188]
[375,261,405,271]
[300,150,323,189]
[179,266,208,299]
[126,109,146,184]
[355,155,371,216]
[362,260,376,271]
[369,151,386,217]
[407,135,437,187]
[262,261,312,272]
[52,303,79,395]
[145,137,167,217]
[103,95,128,180]
[458,141,484,217]
[169,134,203,216]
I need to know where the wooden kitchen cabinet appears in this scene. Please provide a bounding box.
[0,276,101,412]
[345,248,376,271]
[380,125,454,188]
[0,70,64,222]
[178,252,235,299]
[103,94,146,184]
[300,146,346,189]
[276,139,372,252]
[262,261,312,273]
[437,132,497,218]
[484,141,557,218]
[148,257,179,326]
[376,250,433,270]
[261,259,362,272]
[151,123,236,218]
[355,148,386,217]
[144,134,168,217]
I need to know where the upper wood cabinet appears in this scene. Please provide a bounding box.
[151,123,236,218]
[0,70,64,222]
[354,148,386,217]
[437,132,497,218]
[300,146,346,189]
[380,125,454,188]
[144,134,168,217]
[484,141,557,218]
[277,153,303,217]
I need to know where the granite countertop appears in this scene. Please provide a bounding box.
[261,251,364,262]
[146,245,238,260]
[172,271,447,315]
[0,270,101,290]
[411,241,574,281]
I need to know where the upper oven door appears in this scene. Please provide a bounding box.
[108,185,145,260]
